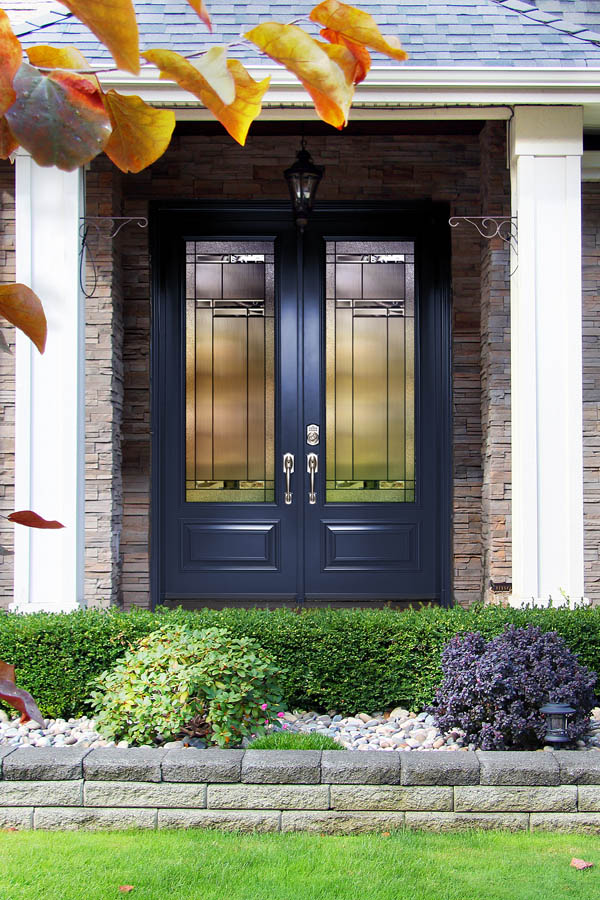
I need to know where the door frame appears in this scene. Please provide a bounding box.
[150,200,453,609]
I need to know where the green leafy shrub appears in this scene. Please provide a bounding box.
[1,605,600,719]
[88,624,284,747]
[249,732,343,750]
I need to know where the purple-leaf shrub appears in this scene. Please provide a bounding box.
[428,625,597,750]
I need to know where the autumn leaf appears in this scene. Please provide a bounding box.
[0,9,23,116]
[319,27,371,84]
[0,284,47,353]
[0,662,15,683]
[57,0,140,74]
[5,63,111,171]
[245,23,352,129]
[8,511,64,529]
[185,0,212,32]
[26,45,91,71]
[143,47,234,105]
[103,91,175,173]
[118,888,135,893]
[310,0,408,62]
[571,858,594,870]
[0,678,45,726]
[0,116,18,159]
[143,50,269,146]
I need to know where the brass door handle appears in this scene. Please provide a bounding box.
[307,453,318,504]
[283,453,294,505]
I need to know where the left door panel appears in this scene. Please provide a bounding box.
[153,206,299,603]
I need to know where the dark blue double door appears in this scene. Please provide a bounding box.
[153,203,450,606]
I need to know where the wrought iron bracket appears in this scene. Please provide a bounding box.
[79,216,148,300]
[449,215,518,255]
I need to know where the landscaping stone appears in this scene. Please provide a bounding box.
[207,784,329,810]
[554,750,600,784]
[33,806,157,830]
[478,751,560,786]
[157,808,280,832]
[2,747,90,781]
[401,751,479,785]
[280,810,406,834]
[84,748,165,782]
[530,812,600,833]
[0,779,82,806]
[321,750,400,784]
[330,785,452,811]
[241,750,321,784]
[0,806,33,829]
[575,786,600,811]
[454,785,577,812]
[84,781,207,808]
[162,749,244,783]
[404,811,529,832]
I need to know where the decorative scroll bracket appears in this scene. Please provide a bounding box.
[449,215,518,261]
[79,216,148,299]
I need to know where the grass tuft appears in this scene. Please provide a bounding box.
[249,731,343,750]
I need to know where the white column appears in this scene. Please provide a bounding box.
[510,106,584,606]
[12,153,85,612]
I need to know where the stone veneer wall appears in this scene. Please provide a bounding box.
[116,128,484,608]
[0,746,600,832]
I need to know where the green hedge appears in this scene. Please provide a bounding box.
[0,605,599,719]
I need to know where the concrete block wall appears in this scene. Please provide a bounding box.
[0,747,599,833]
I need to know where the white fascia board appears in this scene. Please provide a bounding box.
[100,65,600,120]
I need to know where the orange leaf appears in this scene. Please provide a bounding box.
[571,858,594,870]
[185,0,212,32]
[0,116,18,158]
[319,28,371,84]
[8,511,64,529]
[118,888,135,893]
[245,23,352,129]
[310,1,408,63]
[142,50,269,146]
[57,0,139,74]
[0,283,46,353]
[5,63,111,171]
[0,9,22,116]
[26,45,91,71]
[103,91,175,173]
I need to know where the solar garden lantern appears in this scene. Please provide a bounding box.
[540,702,576,745]
[284,138,324,231]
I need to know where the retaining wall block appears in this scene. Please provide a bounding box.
[0,807,33,829]
[400,751,479,786]
[33,807,157,830]
[162,749,243,783]
[280,810,406,834]
[405,811,529,832]
[207,784,329,810]
[241,750,321,784]
[530,813,600,833]
[84,780,207,809]
[0,780,82,807]
[3,747,90,781]
[157,808,280,832]
[330,785,453,811]
[84,748,165,782]
[477,752,560,785]
[554,751,600,785]
[454,785,577,813]
[321,751,400,784]
[576,787,600,812]
[0,746,15,776]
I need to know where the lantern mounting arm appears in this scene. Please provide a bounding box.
[449,215,518,255]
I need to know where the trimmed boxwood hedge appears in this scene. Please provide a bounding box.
[0,605,599,719]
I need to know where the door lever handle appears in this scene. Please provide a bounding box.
[283,453,294,505]
[307,453,318,505]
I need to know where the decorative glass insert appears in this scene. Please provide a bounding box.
[185,241,275,502]
[326,241,415,503]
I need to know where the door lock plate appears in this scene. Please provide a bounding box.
[306,424,320,446]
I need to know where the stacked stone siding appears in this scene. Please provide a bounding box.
[0,161,15,602]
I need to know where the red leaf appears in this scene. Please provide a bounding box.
[118,888,135,893]
[8,510,64,529]
[571,858,594,870]
[0,661,15,684]
[0,9,22,116]
[0,678,45,727]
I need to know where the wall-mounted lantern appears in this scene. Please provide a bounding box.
[283,138,324,231]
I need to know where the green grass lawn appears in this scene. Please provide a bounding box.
[1,829,599,900]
